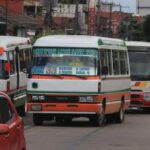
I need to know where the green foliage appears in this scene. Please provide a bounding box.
[143,15,150,42]
[117,15,145,41]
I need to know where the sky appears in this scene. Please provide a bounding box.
[105,0,136,13]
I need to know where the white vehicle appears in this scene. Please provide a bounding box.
[126,41,150,112]
[0,36,32,116]
[27,35,130,126]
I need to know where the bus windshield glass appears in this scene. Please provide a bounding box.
[129,50,150,80]
[31,47,98,76]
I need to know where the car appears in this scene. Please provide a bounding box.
[0,91,26,150]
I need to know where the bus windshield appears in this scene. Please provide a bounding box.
[129,51,150,80]
[31,47,98,76]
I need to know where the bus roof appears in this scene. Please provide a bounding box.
[126,41,150,47]
[0,36,31,50]
[33,35,126,49]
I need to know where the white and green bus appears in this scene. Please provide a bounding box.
[27,35,131,126]
[0,36,32,116]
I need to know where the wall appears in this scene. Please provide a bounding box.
[0,0,23,14]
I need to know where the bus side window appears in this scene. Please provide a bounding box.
[112,50,120,75]
[19,50,26,72]
[100,49,112,75]
[119,51,128,75]
[8,51,16,75]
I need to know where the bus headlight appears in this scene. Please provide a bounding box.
[39,96,45,100]
[32,96,39,100]
[32,95,45,101]
[79,96,94,103]
[143,94,150,101]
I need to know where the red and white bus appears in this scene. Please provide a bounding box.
[27,35,131,126]
[127,41,150,112]
[0,36,32,116]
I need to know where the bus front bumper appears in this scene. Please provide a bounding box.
[27,103,102,114]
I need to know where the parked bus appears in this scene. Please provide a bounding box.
[27,35,130,126]
[126,41,150,112]
[0,36,32,116]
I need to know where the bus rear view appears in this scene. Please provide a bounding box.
[127,41,150,112]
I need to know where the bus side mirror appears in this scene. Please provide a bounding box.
[102,66,108,76]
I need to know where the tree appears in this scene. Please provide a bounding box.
[143,15,150,42]
[117,15,144,41]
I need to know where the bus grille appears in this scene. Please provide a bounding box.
[45,96,79,103]
[130,101,141,105]
[131,94,140,99]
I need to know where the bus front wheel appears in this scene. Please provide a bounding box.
[90,107,106,127]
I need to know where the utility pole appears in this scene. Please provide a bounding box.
[97,0,101,35]
[5,0,8,35]
[137,0,139,14]
[74,0,80,34]
[49,0,53,30]
[108,3,113,37]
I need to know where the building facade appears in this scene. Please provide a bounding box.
[0,0,41,36]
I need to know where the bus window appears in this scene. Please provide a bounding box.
[19,50,26,72]
[108,50,112,75]
[119,51,128,75]
[101,49,112,75]
[129,51,150,77]
[112,50,120,75]
[8,51,16,75]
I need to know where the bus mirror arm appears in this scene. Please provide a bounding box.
[102,66,108,78]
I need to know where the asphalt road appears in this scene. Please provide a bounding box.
[23,110,150,150]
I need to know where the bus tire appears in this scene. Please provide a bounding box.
[95,113,105,127]
[114,102,125,123]
[33,114,43,125]
[92,105,106,127]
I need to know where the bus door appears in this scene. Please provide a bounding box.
[18,48,31,89]
[8,49,18,94]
